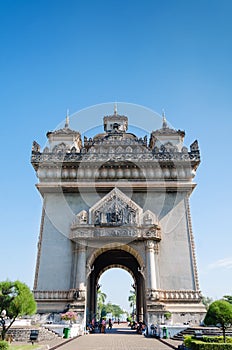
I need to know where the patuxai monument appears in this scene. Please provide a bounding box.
[31,105,205,328]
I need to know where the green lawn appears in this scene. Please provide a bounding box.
[10,345,40,349]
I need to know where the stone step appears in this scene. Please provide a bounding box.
[172,327,232,341]
[6,326,60,342]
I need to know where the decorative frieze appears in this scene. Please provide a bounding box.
[33,290,76,300]
[146,289,202,302]
[70,226,161,241]
[32,149,199,165]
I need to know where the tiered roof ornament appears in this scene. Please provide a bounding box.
[103,104,128,133]
[31,107,200,183]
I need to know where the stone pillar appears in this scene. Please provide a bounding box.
[137,277,144,322]
[75,241,87,290]
[146,240,157,290]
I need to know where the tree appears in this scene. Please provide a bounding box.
[0,280,37,340]
[102,302,124,319]
[223,295,232,304]
[97,289,107,319]
[204,300,232,343]
[164,312,172,321]
[128,289,136,320]
[110,304,124,319]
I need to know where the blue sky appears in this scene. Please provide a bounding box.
[0,0,231,311]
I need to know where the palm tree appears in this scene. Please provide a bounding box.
[128,289,136,320]
[97,289,107,319]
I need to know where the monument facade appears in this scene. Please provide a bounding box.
[31,107,205,326]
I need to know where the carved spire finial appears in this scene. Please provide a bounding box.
[114,103,118,116]
[162,109,168,128]
[65,109,69,128]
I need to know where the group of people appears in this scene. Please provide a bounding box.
[86,318,114,333]
[129,320,147,335]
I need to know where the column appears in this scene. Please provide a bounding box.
[137,277,144,322]
[146,240,157,290]
[75,241,87,290]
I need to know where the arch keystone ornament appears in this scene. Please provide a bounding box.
[31,106,205,328]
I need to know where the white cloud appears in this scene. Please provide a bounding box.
[208,257,232,270]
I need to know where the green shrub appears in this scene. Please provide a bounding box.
[190,340,232,350]
[202,336,232,344]
[184,336,232,350]
[184,335,193,348]
[0,341,9,350]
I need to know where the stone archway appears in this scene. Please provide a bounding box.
[87,247,146,323]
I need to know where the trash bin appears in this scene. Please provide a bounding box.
[63,327,71,338]
[163,326,168,339]
[30,330,39,344]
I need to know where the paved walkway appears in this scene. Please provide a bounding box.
[54,325,182,350]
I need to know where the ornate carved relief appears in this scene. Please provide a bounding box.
[146,239,155,251]
[32,141,41,153]
[89,188,143,226]
[160,142,178,153]
[190,140,199,152]
[142,226,161,241]
[73,210,88,225]
[142,210,158,225]
[52,142,70,153]
[70,188,162,245]
[70,227,139,239]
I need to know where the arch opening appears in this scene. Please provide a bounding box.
[97,267,135,322]
[87,249,146,324]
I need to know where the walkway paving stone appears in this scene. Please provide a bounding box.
[56,325,181,350]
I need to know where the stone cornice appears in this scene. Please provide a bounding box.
[35,182,197,196]
[33,288,202,303]
[70,225,161,242]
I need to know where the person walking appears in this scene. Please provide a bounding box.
[101,319,106,333]
[108,318,112,330]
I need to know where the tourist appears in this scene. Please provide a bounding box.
[101,319,106,333]
[108,318,112,330]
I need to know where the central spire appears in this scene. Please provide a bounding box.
[65,109,70,128]
[162,109,168,129]
[114,102,118,116]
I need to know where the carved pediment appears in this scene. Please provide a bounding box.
[73,210,88,225]
[160,142,178,153]
[52,142,70,153]
[89,188,143,226]
[142,210,158,225]
[71,189,161,242]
